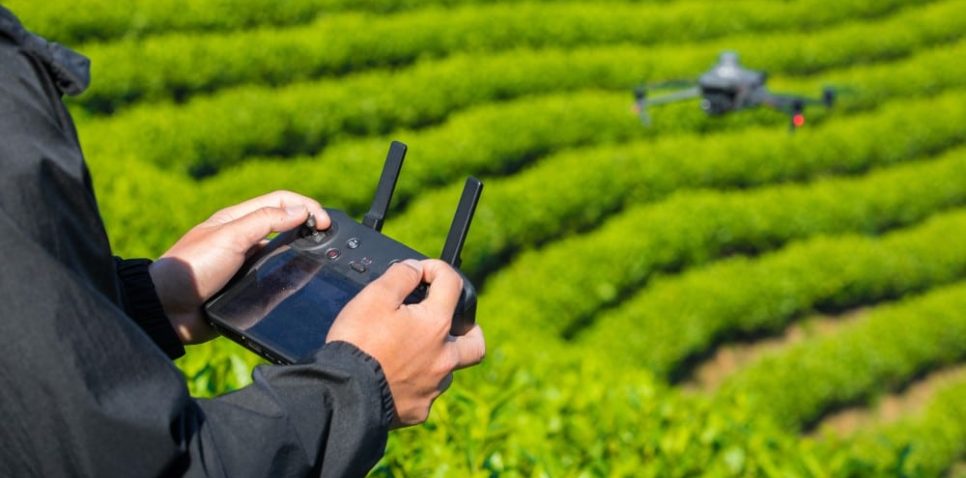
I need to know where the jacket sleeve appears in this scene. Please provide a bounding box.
[0,9,395,477]
[114,257,186,359]
[0,227,395,477]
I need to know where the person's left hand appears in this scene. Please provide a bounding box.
[149,191,329,344]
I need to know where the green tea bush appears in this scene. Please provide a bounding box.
[94,87,966,292]
[97,84,966,270]
[74,0,918,111]
[177,330,828,475]
[718,278,966,431]
[5,0,337,45]
[75,0,966,175]
[826,371,966,477]
[492,140,966,342]
[581,205,966,381]
[373,351,825,476]
[389,87,966,279]
[88,155,201,258]
[197,91,762,216]
[7,0,680,45]
[191,36,966,240]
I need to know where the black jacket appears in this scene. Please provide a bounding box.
[0,7,393,477]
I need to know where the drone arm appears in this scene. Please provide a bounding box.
[644,86,702,106]
[633,87,651,125]
[634,86,701,126]
[757,91,810,131]
[762,91,826,112]
[644,79,700,91]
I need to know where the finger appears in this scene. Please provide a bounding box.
[363,259,424,307]
[421,259,464,317]
[222,205,313,252]
[243,239,272,260]
[218,190,324,220]
[448,325,485,370]
[209,191,330,230]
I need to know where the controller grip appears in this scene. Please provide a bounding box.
[451,286,477,336]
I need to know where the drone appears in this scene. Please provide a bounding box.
[634,51,837,131]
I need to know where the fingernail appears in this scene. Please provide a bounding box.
[285,205,306,217]
[401,259,423,273]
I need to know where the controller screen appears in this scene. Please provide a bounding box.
[213,248,364,361]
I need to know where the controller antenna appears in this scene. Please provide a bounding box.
[363,140,407,232]
[441,177,483,268]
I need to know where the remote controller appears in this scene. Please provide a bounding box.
[204,141,483,365]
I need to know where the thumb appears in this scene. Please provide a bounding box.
[222,205,310,251]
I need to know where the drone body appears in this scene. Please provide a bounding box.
[634,52,836,130]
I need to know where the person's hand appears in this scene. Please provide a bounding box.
[149,191,329,344]
[327,259,486,428]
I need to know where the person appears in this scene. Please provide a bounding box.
[0,6,485,477]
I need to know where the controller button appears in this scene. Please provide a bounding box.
[346,237,360,249]
[325,248,341,260]
[360,256,373,266]
[350,261,367,273]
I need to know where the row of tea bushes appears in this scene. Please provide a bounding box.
[9,0,680,45]
[373,348,825,476]
[376,305,966,476]
[74,0,918,111]
[826,371,966,477]
[390,87,966,280]
[718,277,966,431]
[377,352,966,476]
[581,205,966,381]
[75,1,966,174]
[92,77,966,271]
[5,0,336,45]
[200,91,773,217]
[491,148,966,346]
[198,36,966,233]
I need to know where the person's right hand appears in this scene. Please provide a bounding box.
[326,259,485,428]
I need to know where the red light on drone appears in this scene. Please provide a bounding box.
[793,114,806,128]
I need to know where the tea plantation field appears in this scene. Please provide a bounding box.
[8,0,966,475]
